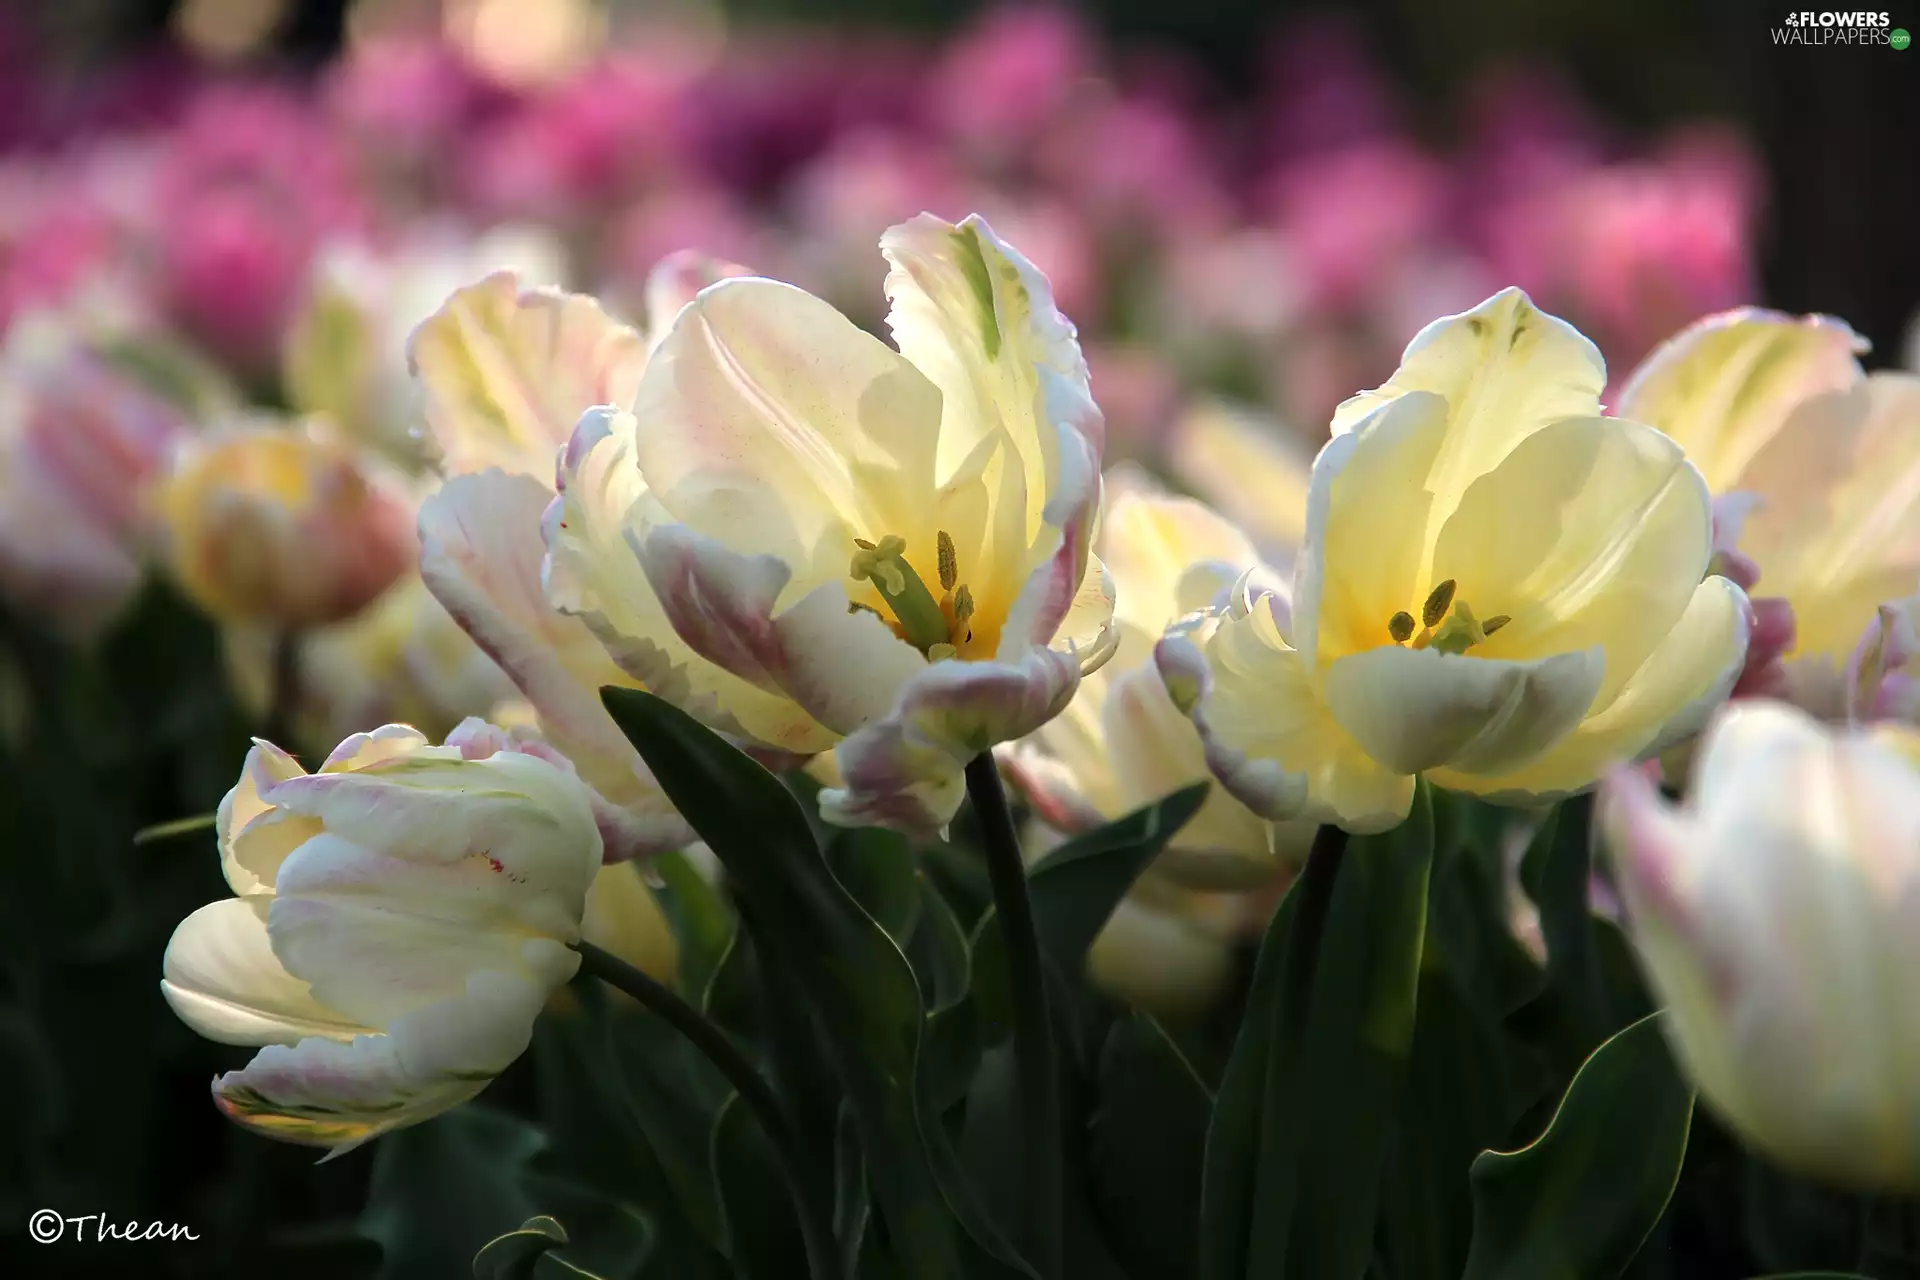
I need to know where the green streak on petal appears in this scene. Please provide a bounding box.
[951,225,1001,359]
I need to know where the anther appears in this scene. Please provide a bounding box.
[1388,611,1416,644]
[937,531,958,592]
[1421,579,1457,629]
[1483,614,1511,635]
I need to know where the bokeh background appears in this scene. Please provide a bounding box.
[0,0,1914,1276]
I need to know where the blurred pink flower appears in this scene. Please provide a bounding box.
[1084,342,1181,457]
[604,186,769,300]
[1034,93,1230,237]
[0,318,191,635]
[150,84,369,370]
[1265,142,1449,309]
[1482,129,1760,370]
[325,35,493,172]
[1259,17,1401,163]
[931,6,1094,157]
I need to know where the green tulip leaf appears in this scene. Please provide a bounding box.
[710,1093,807,1278]
[473,1216,570,1279]
[970,781,1211,1045]
[603,687,1032,1279]
[1199,783,1435,1280]
[1085,1012,1213,1279]
[1463,1012,1695,1280]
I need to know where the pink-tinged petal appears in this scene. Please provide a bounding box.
[996,740,1109,832]
[642,249,753,341]
[1597,762,1703,950]
[1843,597,1920,723]
[634,521,927,738]
[419,470,696,860]
[210,966,550,1157]
[406,271,649,479]
[545,407,841,757]
[1732,597,1797,700]
[1154,628,1314,823]
[820,646,1083,836]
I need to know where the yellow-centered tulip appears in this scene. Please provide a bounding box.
[1619,309,1920,709]
[1159,288,1750,832]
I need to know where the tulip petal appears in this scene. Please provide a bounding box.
[634,521,929,738]
[261,752,602,925]
[161,897,365,1047]
[1436,575,1748,800]
[1615,307,1866,493]
[1430,416,1713,708]
[1164,399,1313,570]
[631,276,945,589]
[880,212,1103,546]
[819,645,1082,835]
[1324,643,1604,778]
[1101,661,1296,886]
[1329,287,1606,528]
[1296,389,1451,665]
[268,830,585,1027]
[211,967,550,1156]
[418,469,699,857]
[407,272,649,479]
[1099,486,1264,648]
[1737,373,1920,658]
[218,738,313,896]
[545,409,840,757]
[1163,595,1414,833]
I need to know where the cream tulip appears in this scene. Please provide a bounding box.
[160,720,603,1154]
[1602,700,1920,1191]
[283,225,569,470]
[1618,310,1920,712]
[1159,288,1750,833]
[411,256,747,859]
[545,213,1114,834]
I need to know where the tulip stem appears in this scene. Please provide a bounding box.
[965,752,1062,1280]
[262,629,301,748]
[571,939,840,1280]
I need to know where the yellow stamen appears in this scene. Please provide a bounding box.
[849,535,960,657]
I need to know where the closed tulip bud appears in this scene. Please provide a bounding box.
[160,721,603,1154]
[160,425,415,628]
[1602,701,1920,1190]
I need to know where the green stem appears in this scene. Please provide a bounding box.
[1280,824,1351,1014]
[965,752,1062,1280]
[572,939,840,1280]
[262,629,301,748]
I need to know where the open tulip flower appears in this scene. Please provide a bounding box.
[1603,700,1920,1191]
[545,213,1115,834]
[1158,288,1750,832]
[1618,309,1920,719]
[160,720,603,1155]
